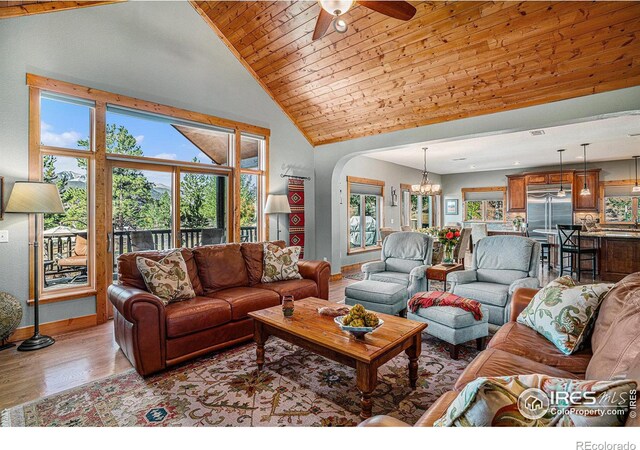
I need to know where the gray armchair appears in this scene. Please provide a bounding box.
[361,232,433,298]
[448,235,541,325]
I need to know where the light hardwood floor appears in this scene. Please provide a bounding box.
[0,276,356,410]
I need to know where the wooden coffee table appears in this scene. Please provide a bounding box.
[248,297,427,419]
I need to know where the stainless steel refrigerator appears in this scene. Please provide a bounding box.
[527,185,573,243]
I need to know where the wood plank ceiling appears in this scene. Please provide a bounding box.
[192,1,640,146]
[0,1,121,19]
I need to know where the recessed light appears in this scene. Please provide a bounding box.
[513,161,521,166]
[470,165,476,169]
[452,157,467,161]
[530,130,545,136]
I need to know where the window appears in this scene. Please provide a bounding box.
[400,184,439,230]
[347,177,384,252]
[462,187,507,222]
[602,184,639,224]
[106,106,233,165]
[28,74,270,313]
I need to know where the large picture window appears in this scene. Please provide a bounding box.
[462,187,507,223]
[28,74,269,316]
[347,177,384,253]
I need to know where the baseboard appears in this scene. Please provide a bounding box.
[8,314,98,343]
[341,259,377,274]
[329,273,343,281]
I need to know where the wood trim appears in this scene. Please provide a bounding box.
[27,87,40,302]
[399,183,413,191]
[347,245,382,256]
[188,0,313,147]
[341,260,377,274]
[347,176,385,187]
[461,186,507,194]
[28,288,98,305]
[0,1,122,19]
[8,314,98,343]
[26,73,270,137]
[263,136,270,241]
[233,131,242,242]
[329,273,343,282]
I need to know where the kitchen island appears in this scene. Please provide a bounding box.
[531,229,640,281]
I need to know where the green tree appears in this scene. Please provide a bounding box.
[179,158,221,229]
[42,155,87,230]
[240,174,257,226]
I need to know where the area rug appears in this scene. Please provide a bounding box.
[1,334,479,427]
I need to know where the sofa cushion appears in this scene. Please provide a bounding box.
[475,236,534,272]
[210,287,280,321]
[517,276,613,355]
[591,272,640,352]
[411,304,488,328]
[261,243,303,283]
[254,279,318,300]
[488,322,592,377]
[241,241,285,286]
[452,282,510,307]
[118,248,203,296]
[193,243,249,294]
[136,250,196,305]
[369,271,410,286]
[476,268,528,285]
[586,280,640,380]
[437,374,636,427]
[454,348,579,391]
[384,258,422,274]
[165,296,232,338]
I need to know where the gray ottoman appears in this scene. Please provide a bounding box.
[408,304,489,360]
[344,280,408,316]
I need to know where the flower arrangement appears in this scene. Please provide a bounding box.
[512,215,524,231]
[438,228,461,264]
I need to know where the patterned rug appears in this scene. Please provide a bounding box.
[1,335,479,427]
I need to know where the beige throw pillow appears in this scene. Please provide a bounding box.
[261,243,302,283]
[136,250,196,305]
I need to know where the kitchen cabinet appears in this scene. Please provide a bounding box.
[600,238,640,282]
[573,169,600,211]
[548,172,573,184]
[525,174,548,185]
[507,175,526,212]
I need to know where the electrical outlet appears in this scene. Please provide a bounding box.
[0,230,8,243]
[390,219,395,224]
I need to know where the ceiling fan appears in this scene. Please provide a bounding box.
[312,0,417,40]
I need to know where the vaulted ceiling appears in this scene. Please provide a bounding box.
[191,1,640,146]
[0,1,120,18]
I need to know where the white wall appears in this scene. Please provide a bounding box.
[0,2,315,328]
[338,156,436,267]
[441,159,638,223]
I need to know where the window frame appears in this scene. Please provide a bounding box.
[27,74,270,323]
[346,176,384,254]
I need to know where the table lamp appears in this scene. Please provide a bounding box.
[264,194,291,241]
[5,181,65,351]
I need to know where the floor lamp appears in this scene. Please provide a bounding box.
[264,194,291,241]
[6,181,65,351]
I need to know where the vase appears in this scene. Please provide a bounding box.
[282,295,294,317]
[442,245,455,264]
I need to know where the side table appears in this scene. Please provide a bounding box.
[426,263,464,291]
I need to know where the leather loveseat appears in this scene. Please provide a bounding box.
[107,241,330,376]
[361,271,640,427]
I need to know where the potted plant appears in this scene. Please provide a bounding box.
[438,227,461,265]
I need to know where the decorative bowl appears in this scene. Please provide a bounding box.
[334,315,384,339]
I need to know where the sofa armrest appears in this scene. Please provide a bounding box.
[447,270,477,292]
[409,264,429,280]
[508,277,541,295]
[298,260,331,300]
[362,260,385,274]
[509,287,540,322]
[108,284,167,376]
[358,416,412,427]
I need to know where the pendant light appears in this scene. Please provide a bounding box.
[412,147,441,195]
[580,143,591,196]
[557,149,567,197]
[633,156,640,193]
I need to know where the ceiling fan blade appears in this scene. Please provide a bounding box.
[357,1,417,20]
[313,8,334,40]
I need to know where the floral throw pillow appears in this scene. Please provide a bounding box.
[517,276,613,355]
[261,243,303,283]
[434,374,636,427]
[136,250,196,305]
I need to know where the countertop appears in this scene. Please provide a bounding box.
[531,229,640,239]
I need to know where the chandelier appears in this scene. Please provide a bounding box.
[412,147,441,195]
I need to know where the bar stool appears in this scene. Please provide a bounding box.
[557,224,597,282]
[540,242,551,269]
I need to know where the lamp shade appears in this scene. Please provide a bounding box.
[5,181,65,214]
[264,194,291,214]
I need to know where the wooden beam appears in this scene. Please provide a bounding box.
[0,1,123,19]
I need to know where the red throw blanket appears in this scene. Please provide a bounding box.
[408,291,484,320]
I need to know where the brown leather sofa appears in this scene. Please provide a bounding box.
[107,241,330,376]
[361,271,640,427]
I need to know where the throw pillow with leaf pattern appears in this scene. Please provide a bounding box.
[517,275,613,355]
[434,374,636,427]
[136,250,196,305]
[261,243,303,283]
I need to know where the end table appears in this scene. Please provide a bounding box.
[426,263,464,291]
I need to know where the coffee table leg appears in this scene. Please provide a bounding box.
[254,321,267,370]
[356,362,377,420]
[405,334,421,389]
